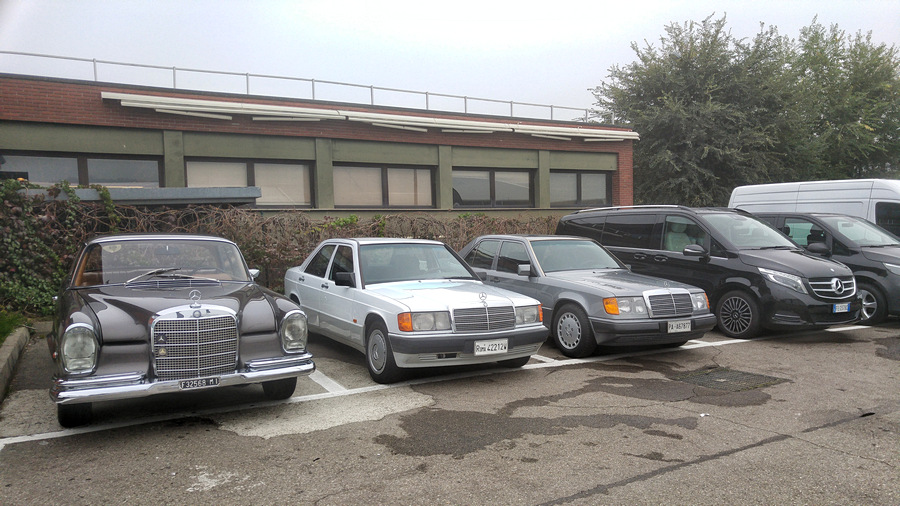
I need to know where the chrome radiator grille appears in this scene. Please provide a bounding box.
[647,293,693,318]
[152,315,238,381]
[453,306,515,332]
[809,277,856,299]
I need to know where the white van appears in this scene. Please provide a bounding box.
[728,179,900,236]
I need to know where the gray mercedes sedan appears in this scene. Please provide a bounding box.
[459,235,717,358]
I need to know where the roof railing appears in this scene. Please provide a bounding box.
[0,50,597,122]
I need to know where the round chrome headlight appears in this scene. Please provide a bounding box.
[280,311,308,352]
[61,324,99,374]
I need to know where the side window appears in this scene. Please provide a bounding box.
[601,214,656,249]
[497,241,530,274]
[662,215,708,252]
[784,218,823,247]
[305,244,336,278]
[875,202,900,236]
[328,245,355,282]
[558,216,605,241]
[465,240,501,269]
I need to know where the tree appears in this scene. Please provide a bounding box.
[592,15,900,205]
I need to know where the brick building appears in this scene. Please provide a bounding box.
[0,74,636,218]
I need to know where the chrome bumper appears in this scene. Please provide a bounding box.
[51,353,315,405]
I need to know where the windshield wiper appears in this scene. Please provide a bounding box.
[755,245,795,250]
[126,267,182,284]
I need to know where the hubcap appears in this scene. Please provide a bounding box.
[720,296,752,335]
[556,313,582,349]
[368,330,387,373]
[859,289,877,321]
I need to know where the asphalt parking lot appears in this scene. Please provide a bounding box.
[1,322,898,505]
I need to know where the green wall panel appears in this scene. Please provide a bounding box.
[0,122,163,154]
[332,140,438,165]
[452,146,538,168]
[549,151,617,170]
[182,132,316,160]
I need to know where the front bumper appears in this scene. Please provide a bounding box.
[51,352,315,405]
[388,325,549,368]
[759,287,861,330]
[590,313,717,346]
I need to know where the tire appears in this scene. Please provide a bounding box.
[715,290,761,339]
[498,356,530,368]
[366,320,403,384]
[262,377,297,400]
[57,403,92,428]
[857,283,887,325]
[552,304,597,358]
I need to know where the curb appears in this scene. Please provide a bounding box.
[0,326,30,404]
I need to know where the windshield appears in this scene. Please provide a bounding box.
[73,239,250,286]
[530,239,622,273]
[819,215,900,247]
[360,243,475,284]
[703,213,797,249]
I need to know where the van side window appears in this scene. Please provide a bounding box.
[784,218,825,247]
[465,240,500,269]
[601,214,656,249]
[875,202,900,236]
[662,216,707,252]
[558,216,604,241]
[497,241,530,274]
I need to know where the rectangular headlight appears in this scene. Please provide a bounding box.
[515,305,541,324]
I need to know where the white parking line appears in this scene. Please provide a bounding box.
[308,370,347,392]
[528,354,557,363]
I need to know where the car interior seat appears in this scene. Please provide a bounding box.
[665,222,692,252]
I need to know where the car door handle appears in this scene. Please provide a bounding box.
[653,255,668,262]
[633,253,647,260]
[298,275,305,282]
[321,283,329,289]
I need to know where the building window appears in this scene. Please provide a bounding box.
[453,169,532,208]
[333,165,433,208]
[89,159,160,188]
[186,161,247,187]
[254,163,312,206]
[187,160,313,207]
[0,154,161,187]
[550,171,611,207]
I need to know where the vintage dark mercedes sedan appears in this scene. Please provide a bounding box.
[49,234,315,427]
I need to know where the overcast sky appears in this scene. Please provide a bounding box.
[0,0,898,116]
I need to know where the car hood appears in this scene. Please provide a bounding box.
[861,246,900,264]
[738,249,853,277]
[547,269,700,294]
[75,282,276,343]
[367,279,538,312]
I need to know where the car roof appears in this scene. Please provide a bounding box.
[86,233,237,245]
[472,234,591,241]
[567,205,750,216]
[332,237,445,246]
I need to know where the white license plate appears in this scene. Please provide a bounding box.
[833,303,850,313]
[667,320,692,333]
[474,338,508,356]
[179,377,220,390]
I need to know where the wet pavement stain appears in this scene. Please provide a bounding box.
[874,335,900,361]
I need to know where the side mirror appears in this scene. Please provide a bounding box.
[475,271,488,281]
[249,268,260,279]
[682,244,708,257]
[517,264,533,277]
[806,242,831,256]
[334,271,356,287]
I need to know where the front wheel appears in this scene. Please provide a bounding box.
[58,403,92,428]
[366,321,403,384]
[857,283,887,325]
[262,377,297,400]
[715,290,761,339]
[552,304,597,358]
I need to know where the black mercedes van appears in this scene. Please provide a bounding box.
[556,206,862,338]
[753,212,900,325]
